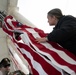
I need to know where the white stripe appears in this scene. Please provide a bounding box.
[7,18,16,29]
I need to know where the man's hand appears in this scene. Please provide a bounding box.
[35,37,48,43]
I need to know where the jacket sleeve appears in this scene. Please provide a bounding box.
[47,28,70,43]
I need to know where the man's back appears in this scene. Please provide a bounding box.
[56,15,76,55]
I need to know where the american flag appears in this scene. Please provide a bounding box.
[2,15,76,75]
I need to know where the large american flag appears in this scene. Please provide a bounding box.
[2,15,76,75]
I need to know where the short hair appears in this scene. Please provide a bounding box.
[47,8,63,19]
[0,58,10,68]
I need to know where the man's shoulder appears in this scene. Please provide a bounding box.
[60,15,76,22]
[65,15,76,19]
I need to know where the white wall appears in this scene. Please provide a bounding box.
[0,28,9,60]
[0,0,9,61]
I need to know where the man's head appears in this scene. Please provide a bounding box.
[47,8,63,26]
[0,58,11,72]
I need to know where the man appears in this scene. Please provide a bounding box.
[36,8,76,56]
[0,58,11,75]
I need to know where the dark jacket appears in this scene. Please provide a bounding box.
[47,15,76,55]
